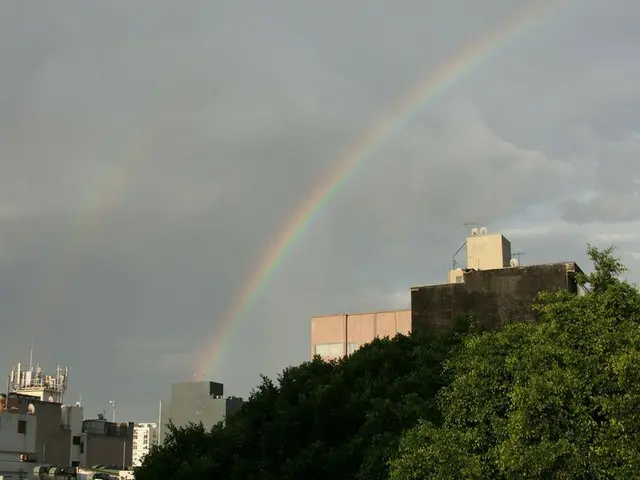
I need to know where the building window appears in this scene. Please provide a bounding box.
[347,342,358,355]
[72,461,79,467]
[72,436,81,445]
[314,343,343,358]
[80,443,84,454]
[17,420,27,434]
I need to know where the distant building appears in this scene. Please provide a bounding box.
[411,227,582,332]
[5,357,82,468]
[310,227,583,355]
[132,422,158,467]
[310,310,411,360]
[80,419,133,469]
[0,393,37,478]
[5,393,83,467]
[161,382,243,442]
[9,359,68,404]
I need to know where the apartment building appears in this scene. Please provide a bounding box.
[132,422,158,467]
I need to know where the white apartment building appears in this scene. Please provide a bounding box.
[132,423,158,467]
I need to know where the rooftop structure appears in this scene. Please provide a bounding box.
[80,419,134,468]
[448,226,513,283]
[413,226,582,332]
[8,349,68,404]
[310,225,583,352]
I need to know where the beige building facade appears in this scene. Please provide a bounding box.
[310,309,411,360]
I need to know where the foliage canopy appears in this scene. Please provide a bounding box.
[136,328,464,479]
[137,245,640,479]
[390,245,640,479]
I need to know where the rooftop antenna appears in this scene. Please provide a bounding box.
[452,241,467,270]
[513,251,526,263]
[463,221,478,236]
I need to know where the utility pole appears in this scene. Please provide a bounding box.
[109,400,116,422]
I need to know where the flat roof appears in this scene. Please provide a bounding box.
[311,308,411,319]
[411,261,583,290]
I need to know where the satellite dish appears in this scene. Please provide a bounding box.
[510,258,520,267]
[479,226,488,235]
[75,401,82,407]
[28,403,35,415]
[471,228,479,236]
[48,396,54,402]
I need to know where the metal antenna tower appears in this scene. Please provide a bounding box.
[513,251,526,263]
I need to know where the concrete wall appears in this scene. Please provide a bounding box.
[412,262,580,333]
[34,401,70,466]
[310,310,411,360]
[80,421,133,468]
[0,412,36,477]
[65,405,83,466]
[81,434,132,468]
[6,394,71,466]
[0,412,36,453]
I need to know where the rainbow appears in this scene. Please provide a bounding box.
[196,0,574,378]
[24,72,187,342]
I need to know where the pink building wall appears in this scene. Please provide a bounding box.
[310,310,411,360]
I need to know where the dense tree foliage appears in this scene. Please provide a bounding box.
[136,328,466,480]
[137,245,637,479]
[390,245,640,479]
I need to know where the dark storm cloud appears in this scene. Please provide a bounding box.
[0,0,639,420]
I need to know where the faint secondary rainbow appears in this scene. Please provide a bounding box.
[25,70,188,341]
[197,0,572,376]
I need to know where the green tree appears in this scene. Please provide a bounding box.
[390,245,640,479]
[137,329,464,479]
[134,421,223,480]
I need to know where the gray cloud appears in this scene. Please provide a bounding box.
[1,0,639,421]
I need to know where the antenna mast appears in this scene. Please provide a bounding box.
[513,251,526,263]
[463,221,479,236]
[452,222,477,269]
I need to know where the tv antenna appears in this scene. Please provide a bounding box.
[463,221,479,236]
[512,251,526,263]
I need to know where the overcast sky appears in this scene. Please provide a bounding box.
[1,0,639,421]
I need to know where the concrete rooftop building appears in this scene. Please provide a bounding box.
[310,226,582,359]
[412,226,581,332]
